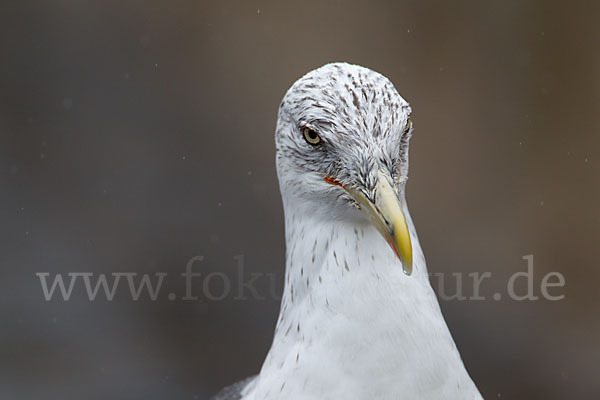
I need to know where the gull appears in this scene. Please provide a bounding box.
[213,63,482,400]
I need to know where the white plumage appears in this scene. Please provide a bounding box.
[214,63,482,400]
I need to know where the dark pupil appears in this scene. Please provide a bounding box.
[308,130,317,140]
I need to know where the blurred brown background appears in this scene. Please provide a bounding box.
[1,1,598,399]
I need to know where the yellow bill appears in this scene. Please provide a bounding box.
[346,170,413,275]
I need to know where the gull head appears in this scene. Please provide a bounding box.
[275,62,415,275]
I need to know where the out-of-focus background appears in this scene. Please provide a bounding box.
[1,1,598,399]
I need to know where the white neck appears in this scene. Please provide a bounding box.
[245,200,482,400]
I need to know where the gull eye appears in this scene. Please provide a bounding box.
[302,127,322,145]
[404,116,412,135]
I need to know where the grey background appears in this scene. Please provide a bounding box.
[1,1,599,399]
